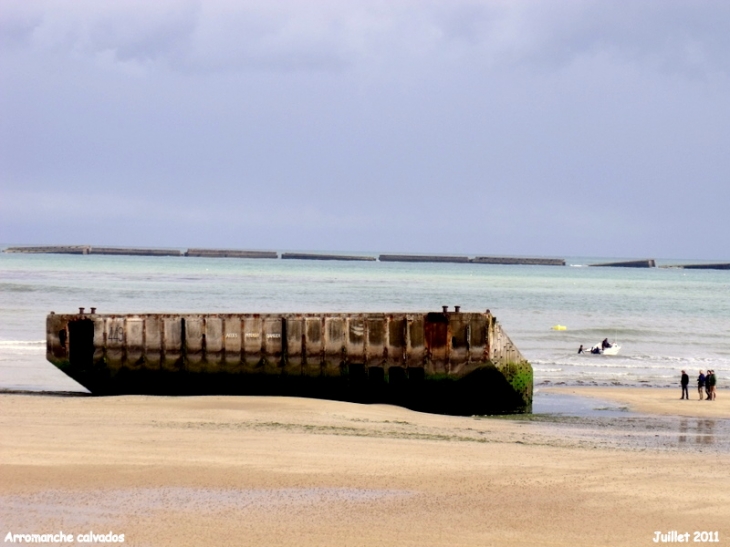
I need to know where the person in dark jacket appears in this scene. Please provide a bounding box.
[698,370,706,400]
[680,370,689,400]
[707,370,717,401]
[706,370,713,400]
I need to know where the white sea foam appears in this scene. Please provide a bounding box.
[0,341,46,354]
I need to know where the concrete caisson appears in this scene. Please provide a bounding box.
[590,259,656,268]
[46,308,532,415]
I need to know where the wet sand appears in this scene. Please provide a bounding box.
[1,393,729,546]
[545,386,729,418]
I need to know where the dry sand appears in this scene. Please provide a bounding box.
[1,392,729,547]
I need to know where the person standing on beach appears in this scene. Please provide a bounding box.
[680,370,689,400]
[698,370,706,400]
[708,370,717,400]
[705,370,713,400]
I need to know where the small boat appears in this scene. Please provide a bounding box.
[589,344,621,355]
[601,344,621,355]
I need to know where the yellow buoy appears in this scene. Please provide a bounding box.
[551,325,567,331]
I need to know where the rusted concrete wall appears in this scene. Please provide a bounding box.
[46,309,532,414]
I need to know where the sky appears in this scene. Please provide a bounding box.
[1,0,729,259]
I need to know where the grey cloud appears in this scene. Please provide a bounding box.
[86,4,199,64]
[3,1,730,77]
[0,0,357,73]
[418,1,730,78]
[524,1,730,76]
[1,1,729,258]
[0,5,42,49]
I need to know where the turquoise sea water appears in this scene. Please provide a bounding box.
[0,251,728,392]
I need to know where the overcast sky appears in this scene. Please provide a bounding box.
[1,1,729,259]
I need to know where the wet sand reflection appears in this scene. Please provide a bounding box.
[678,418,715,445]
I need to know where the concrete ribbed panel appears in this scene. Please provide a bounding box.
[144,317,162,368]
[106,317,125,370]
[467,315,489,364]
[93,318,105,364]
[206,317,223,354]
[406,315,426,367]
[284,316,304,372]
[346,316,365,364]
[386,316,406,370]
[163,318,182,371]
[303,317,323,376]
[324,316,345,376]
[126,318,144,370]
[424,314,448,375]
[184,317,204,370]
[365,316,386,367]
[262,317,283,374]
[223,316,242,370]
[447,314,469,374]
[242,317,263,370]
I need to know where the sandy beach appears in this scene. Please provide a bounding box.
[544,386,729,418]
[1,389,728,547]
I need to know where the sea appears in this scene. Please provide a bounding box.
[1,250,728,395]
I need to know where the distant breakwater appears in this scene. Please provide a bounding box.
[3,246,564,266]
[4,245,725,269]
